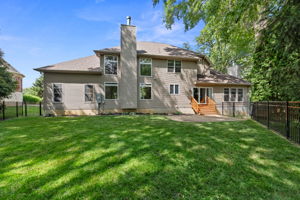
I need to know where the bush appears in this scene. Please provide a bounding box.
[23,94,42,103]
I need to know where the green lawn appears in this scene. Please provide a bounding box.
[0,116,300,200]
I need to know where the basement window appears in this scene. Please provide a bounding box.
[105,83,118,99]
[140,58,152,76]
[224,88,244,102]
[104,55,118,75]
[167,60,181,73]
[140,83,152,100]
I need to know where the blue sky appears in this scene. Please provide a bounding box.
[0,0,204,88]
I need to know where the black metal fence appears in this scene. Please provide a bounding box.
[252,101,300,145]
[0,101,42,121]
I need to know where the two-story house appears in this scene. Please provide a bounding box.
[35,19,251,116]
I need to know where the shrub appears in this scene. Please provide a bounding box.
[23,94,42,103]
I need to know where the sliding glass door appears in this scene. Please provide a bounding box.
[193,87,213,104]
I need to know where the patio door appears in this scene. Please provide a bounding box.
[193,87,213,104]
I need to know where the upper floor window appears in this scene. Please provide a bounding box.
[224,88,244,102]
[140,58,152,76]
[170,84,179,95]
[140,83,152,100]
[105,82,118,99]
[85,85,94,102]
[104,55,118,75]
[53,83,62,103]
[168,60,181,73]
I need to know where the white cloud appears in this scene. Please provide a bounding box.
[135,10,197,47]
[0,35,21,41]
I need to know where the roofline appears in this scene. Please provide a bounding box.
[195,82,251,87]
[34,68,102,75]
[93,50,211,63]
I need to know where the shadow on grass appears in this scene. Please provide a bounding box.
[0,116,300,199]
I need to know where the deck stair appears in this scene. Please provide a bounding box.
[191,96,218,115]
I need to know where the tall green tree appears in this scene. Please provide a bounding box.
[24,75,44,98]
[154,0,299,101]
[0,53,17,100]
[249,0,300,101]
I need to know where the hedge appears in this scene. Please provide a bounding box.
[23,94,42,103]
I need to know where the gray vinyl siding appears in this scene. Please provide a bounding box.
[138,59,197,110]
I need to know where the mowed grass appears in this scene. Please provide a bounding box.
[0,116,300,200]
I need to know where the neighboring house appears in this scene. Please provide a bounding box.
[0,58,24,102]
[35,19,251,116]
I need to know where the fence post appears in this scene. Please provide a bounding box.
[21,102,24,116]
[222,102,224,115]
[267,101,270,129]
[25,101,27,117]
[39,102,42,116]
[286,101,290,139]
[2,101,5,120]
[16,102,18,117]
[233,102,235,117]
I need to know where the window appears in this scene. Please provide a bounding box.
[230,88,236,101]
[168,60,181,73]
[140,58,152,76]
[85,85,94,102]
[105,83,118,99]
[104,55,118,75]
[53,84,62,103]
[170,84,179,95]
[224,88,244,102]
[238,88,244,102]
[224,88,229,102]
[140,83,152,99]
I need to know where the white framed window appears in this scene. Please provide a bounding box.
[53,83,62,103]
[104,82,118,99]
[85,85,94,102]
[224,88,229,102]
[140,83,152,100]
[140,58,152,76]
[167,60,181,73]
[230,88,237,102]
[170,84,179,95]
[224,88,244,102]
[104,55,118,75]
[238,88,244,102]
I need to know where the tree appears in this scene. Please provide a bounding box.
[249,0,300,101]
[0,49,3,58]
[24,75,44,98]
[154,0,300,101]
[0,63,17,100]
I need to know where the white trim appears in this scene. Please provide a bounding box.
[104,55,118,75]
[192,87,213,104]
[104,82,118,100]
[169,84,180,95]
[139,57,152,77]
[52,83,63,103]
[167,60,182,73]
[139,83,152,100]
[223,87,244,102]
